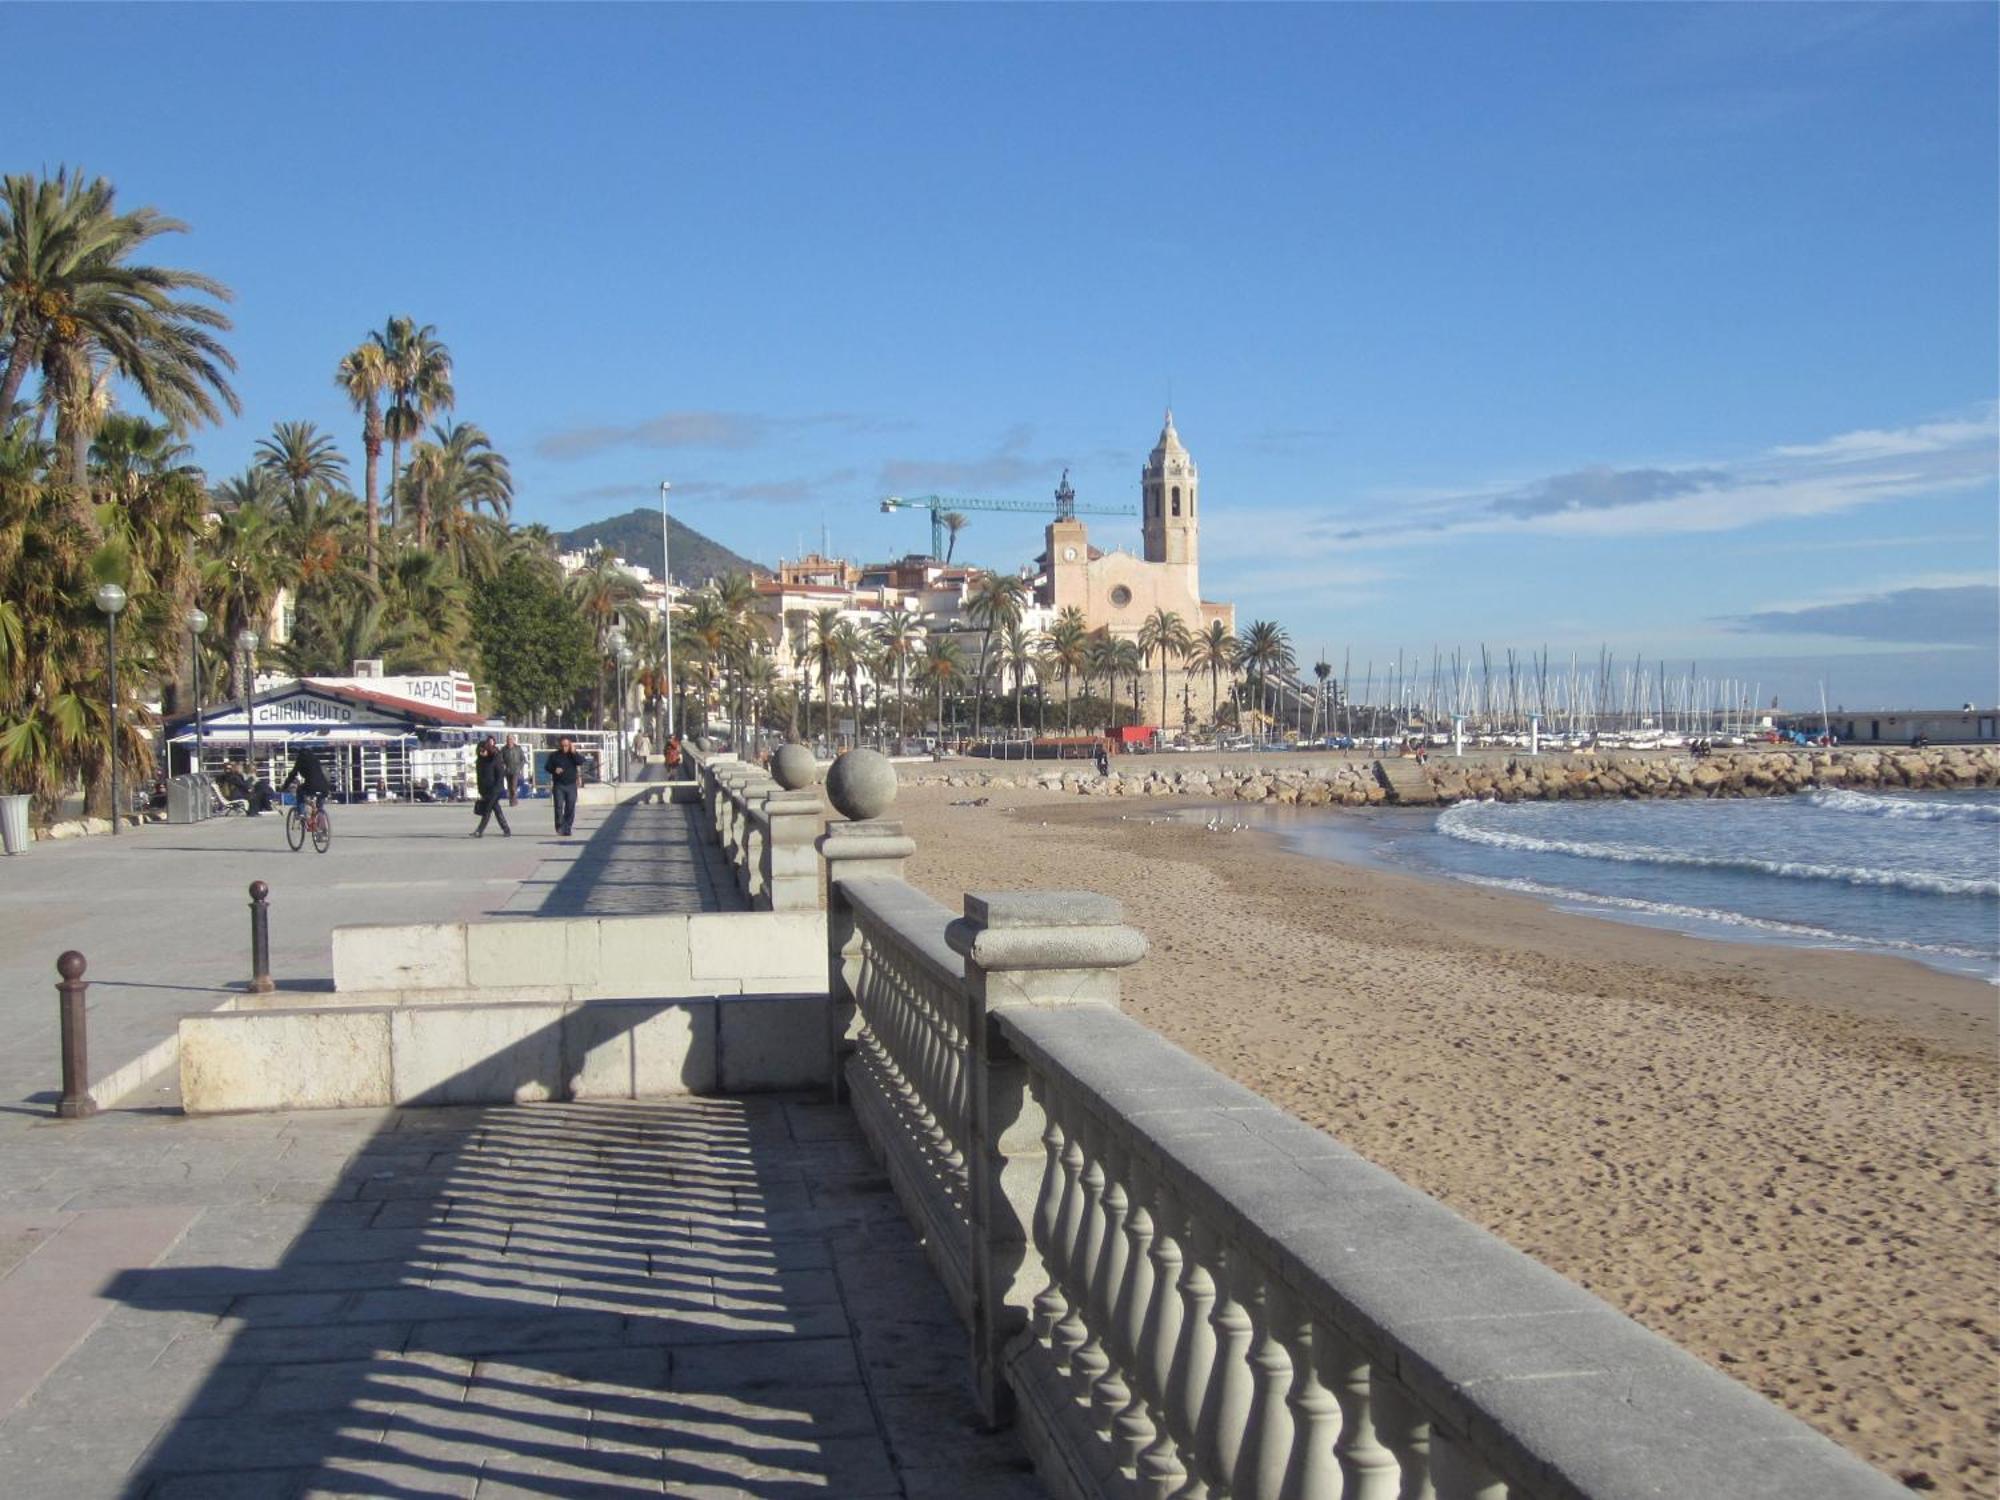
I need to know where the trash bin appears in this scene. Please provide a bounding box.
[0,793,30,855]
[167,775,208,824]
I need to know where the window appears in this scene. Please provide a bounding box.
[1171,487,1181,516]
[1110,585,1133,608]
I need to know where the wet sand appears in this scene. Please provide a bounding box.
[894,780,1998,1495]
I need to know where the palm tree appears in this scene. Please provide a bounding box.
[1109,637,1144,729]
[805,607,846,747]
[1045,606,1089,734]
[90,413,194,497]
[335,338,392,579]
[941,511,968,563]
[1000,622,1038,732]
[1238,620,1295,743]
[1188,620,1238,736]
[964,571,1028,742]
[377,316,453,510]
[401,419,511,553]
[1312,659,1333,740]
[1137,608,1191,733]
[565,547,643,733]
[918,636,965,741]
[832,619,866,749]
[0,168,238,504]
[254,420,349,528]
[872,606,920,749]
[1084,631,1120,731]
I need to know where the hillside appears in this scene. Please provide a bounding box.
[555,510,768,586]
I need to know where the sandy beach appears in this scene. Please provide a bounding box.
[893,779,1998,1495]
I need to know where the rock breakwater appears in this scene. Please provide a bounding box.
[901,746,2000,807]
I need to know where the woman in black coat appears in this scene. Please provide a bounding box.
[472,738,511,837]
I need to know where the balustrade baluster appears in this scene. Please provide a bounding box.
[1233,1271,1297,1500]
[1088,1137,1135,1442]
[1049,1096,1092,1372]
[1164,1219,1220,1500]
[1427,1428,1504,1500]
[1067,1111,1113,1405]
[1276,1301,1341,1500]
[1319,1320,1400,1500]
[1372,1377,1433,1500]
[1135,1183,1191,1498]
[1111,1157,1162,1476]
[1195,1240,1255,1494]
[1030,1097,1069,1344]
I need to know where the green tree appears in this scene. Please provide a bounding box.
[872,605,920,748]
[1188,620,1238,733]
[377,315,453,508]
[0,168,238,506]
[335,337,392,578]
[1046,605,1089,734]
[1137,608,1191,732]
[1238,619,1294,741]
[964,570,1028,742]
[470,556,595,723]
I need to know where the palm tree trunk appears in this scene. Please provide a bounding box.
[0,336,38,416]
[362,424,382,580]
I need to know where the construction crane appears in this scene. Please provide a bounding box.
[880,472,1136,561]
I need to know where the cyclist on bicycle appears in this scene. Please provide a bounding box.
[281,747,333,816]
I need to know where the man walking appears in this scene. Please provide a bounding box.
[501,734,526,806]
[547,734,583,838]
[471,737,511,837]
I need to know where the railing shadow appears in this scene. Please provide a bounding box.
[109,1094,907,1498]
[521,802,744,919]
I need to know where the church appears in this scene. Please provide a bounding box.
[1037,411,1236,725]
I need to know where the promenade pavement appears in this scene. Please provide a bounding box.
[0,795,739,1126]
[0,791,1049,1498]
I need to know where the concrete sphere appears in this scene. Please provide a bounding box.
[825,749,898,821]
[771,743,818,791]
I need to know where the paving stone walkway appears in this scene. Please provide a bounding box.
[503,802,747,918]
[0,1095,1045,1499]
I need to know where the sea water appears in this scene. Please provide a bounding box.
[1185,788,2000,980]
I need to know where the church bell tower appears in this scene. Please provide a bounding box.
[1141,410,1198,568]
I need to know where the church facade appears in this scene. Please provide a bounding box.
[1038,412,1236,728]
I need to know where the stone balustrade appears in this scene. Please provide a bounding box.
[688,746,823,910]
[824,846,1909,1498]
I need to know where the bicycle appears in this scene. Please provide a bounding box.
[285,795,332,853]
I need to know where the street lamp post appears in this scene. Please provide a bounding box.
[616,645,635,781]
[94,584,127,835]
[237,628,260,797]
[659,480,676,744]
[188,608,209,775]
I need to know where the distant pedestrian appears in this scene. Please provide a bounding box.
[501,734,526,806]
[471,737,512,838]
[1094,741,1110,777]
[546,734,583,838]
[665,735,683,776]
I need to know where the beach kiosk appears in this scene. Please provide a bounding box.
[165,679,490,801]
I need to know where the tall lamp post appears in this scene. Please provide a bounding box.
[237,628,260,795]
[659,480,675,744]
[187,608,208,775]
[94,584,127,835]
[616,645,635,781]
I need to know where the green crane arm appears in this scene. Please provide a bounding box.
[879,493,1137,560]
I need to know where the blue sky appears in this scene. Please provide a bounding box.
[10,2,1996,707]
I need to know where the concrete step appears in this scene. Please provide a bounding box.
[1372,758,1438,805]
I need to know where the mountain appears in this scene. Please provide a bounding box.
[554,510,768,586]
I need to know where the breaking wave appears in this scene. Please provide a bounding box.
[1456,875,1996,969]
[1803,788,2000,824]
[1437,803,1999,899]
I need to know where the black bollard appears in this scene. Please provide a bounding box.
[56,951,96,1119]
[248,880,274,994]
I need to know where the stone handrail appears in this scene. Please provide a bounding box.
[837,875,977,1316]
[824,865,1908,1498]
[687,746,823,911]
